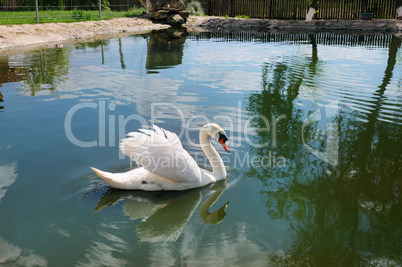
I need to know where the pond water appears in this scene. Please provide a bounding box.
[0,30,401,266]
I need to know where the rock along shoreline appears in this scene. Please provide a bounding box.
[0,16,401,53]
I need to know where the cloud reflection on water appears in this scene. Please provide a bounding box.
[0,162,47,266]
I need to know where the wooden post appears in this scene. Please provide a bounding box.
[306,0,318,21]
[361,0,368,13]
[35,0,39,23]
[99,0,102,20]
[397,0,402,19]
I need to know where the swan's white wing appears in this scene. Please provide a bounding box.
[120,125,202,183]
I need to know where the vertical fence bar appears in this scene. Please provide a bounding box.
[329,0,333,19]
[327,0,330,19]
[99,0,102,20]
[35,0,39,23]
[268,0,271,19]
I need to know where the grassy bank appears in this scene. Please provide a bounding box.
[0,7,145,25]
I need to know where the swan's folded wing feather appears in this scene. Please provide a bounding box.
[120,126,201,183]
[152,125,166,137]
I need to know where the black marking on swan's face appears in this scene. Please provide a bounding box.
[218,132,228,143]
[218,132,230,153]
[142,180,147,184]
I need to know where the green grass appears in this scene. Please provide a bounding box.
[0,7,145,25]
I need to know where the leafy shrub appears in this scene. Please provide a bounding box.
[186,1,204,16]
[72,10,91,20]
[125,6,146,17]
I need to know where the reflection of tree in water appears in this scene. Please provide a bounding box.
[247,34,322,174]
[21,48,71,96]
[75,39,112,65]
[0,91,4,113]
[145,28,187,73]
[74,39,111,50]
[0,56,25,113]
[247,34,402,265]
[0,56,24,89]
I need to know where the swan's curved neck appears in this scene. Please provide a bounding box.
[199,128,227,180]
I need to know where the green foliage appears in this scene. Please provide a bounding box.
[71,10,93,20]
[21,0,36,11]
[235,15,249,18]
[124,6,146,17]
[224,15,229,19]
[58,0,64,10]
[186,1,204,16]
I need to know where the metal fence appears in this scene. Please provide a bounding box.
[199,0,398,20]
[1,0,142,11]
[0,0,143,24]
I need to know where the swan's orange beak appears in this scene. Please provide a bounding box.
[219,138,230,153]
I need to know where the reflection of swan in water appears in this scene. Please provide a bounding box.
[91,123,229,191]
[200,187,229,225]
[95,180,229,242]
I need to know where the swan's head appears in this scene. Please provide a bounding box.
[204,123,230,153]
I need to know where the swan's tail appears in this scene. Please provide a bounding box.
[90,167,119,186]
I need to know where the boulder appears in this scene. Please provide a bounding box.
[178,10,189,19]
[166,14,185,26]
[153,10,169,20]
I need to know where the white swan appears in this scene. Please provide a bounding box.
[90,123,230,191]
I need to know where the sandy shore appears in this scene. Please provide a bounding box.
[0,16,401,53]
[0,17,169,52]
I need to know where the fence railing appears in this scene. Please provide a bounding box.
[1,0,142,11]
[200,0,398,20]
[0,0,144,25]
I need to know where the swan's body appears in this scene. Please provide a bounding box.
[91,123,229,191]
